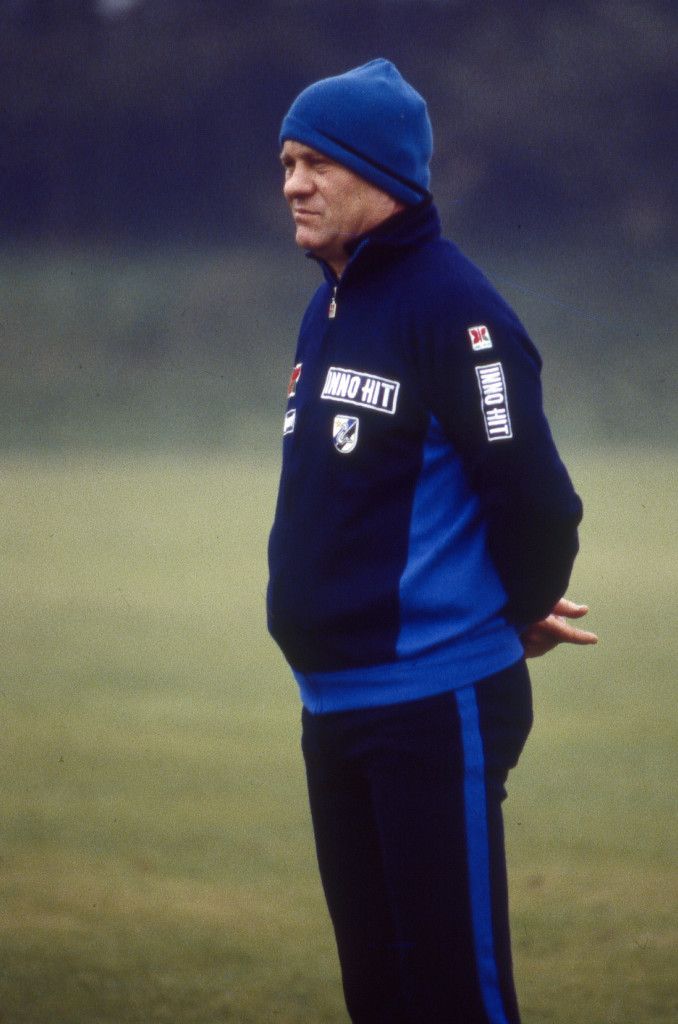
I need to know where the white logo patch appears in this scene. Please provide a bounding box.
[475,362,513,441]
[283,408,296,435]
[333,415,359,453]
[469,325,493,351]
[321,366,400,415]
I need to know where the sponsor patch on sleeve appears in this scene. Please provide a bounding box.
[475,362,513,441]
[468,325,493,351]
[320,366,399,414]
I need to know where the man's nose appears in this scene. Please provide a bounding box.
[284,165,313,199]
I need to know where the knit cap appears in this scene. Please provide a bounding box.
[280,59,433,205]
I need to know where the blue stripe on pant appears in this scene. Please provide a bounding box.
[301,658,533,1024]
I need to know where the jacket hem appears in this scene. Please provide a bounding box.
[293,632,524,714]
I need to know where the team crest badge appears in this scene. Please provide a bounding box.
[333,415,359,453]
[468,325,493,351]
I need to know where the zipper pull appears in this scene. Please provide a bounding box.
[328,286,337,319]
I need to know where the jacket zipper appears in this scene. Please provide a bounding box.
[328,286,337,319]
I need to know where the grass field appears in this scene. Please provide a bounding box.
[0,445,675,1023]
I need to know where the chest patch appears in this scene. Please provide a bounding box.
[283,408,296,435]
[321,366,400,415]
[333,415,359,453]
[288,363,302,397]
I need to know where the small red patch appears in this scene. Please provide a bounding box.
[288,363,302,397]
[468,325,493,351]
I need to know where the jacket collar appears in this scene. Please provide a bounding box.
[308,196,442,285]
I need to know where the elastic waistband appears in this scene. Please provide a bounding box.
[293,626,523,714]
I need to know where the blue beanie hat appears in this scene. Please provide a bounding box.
[280,59,433,206]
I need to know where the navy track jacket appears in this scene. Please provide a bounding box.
[267,200,582,711]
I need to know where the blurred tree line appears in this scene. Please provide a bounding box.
[1,0,675,450]
[1,0,676,252]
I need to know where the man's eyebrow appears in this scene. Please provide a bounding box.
[281,149,328,166]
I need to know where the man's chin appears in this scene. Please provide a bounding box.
[295,226,322,251]
[296,233,343,268]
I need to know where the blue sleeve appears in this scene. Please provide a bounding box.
[413,268,582,629]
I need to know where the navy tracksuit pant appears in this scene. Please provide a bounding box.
[301,659,533,1024]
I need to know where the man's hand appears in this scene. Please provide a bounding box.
[520,599,598,658]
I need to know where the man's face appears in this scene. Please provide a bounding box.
[281,140,404,276]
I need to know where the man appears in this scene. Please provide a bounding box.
[267,59,597,1024]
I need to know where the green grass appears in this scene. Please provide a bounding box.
[0,446,675,1023]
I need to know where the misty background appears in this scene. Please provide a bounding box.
[1,0,676,451]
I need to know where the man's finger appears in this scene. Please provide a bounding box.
[561,627,598,645]
[542,616,598,644]
[552,598,590,619]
